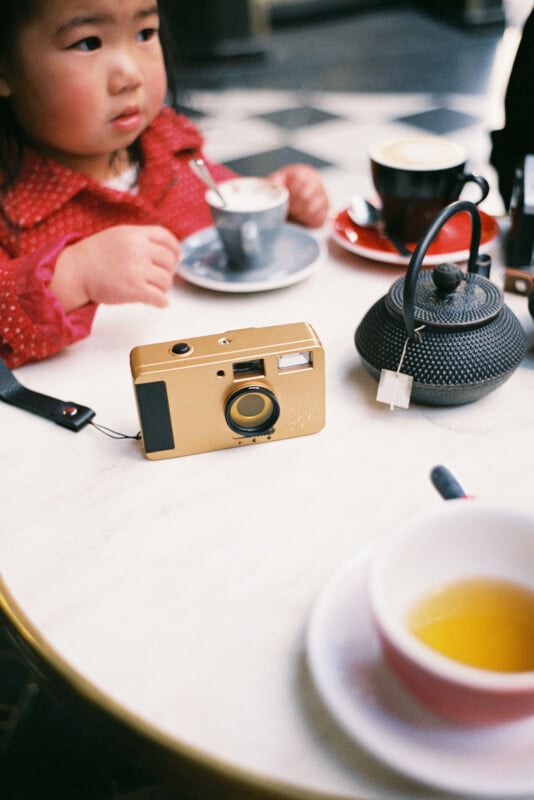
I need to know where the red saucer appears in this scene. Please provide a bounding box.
[332,207,500,266]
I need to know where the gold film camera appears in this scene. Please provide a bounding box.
[130,322,325,459]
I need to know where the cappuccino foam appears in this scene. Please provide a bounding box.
[208,178,287,212]
[370,136,464,170]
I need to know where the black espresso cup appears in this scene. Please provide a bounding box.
[369,135,490,242]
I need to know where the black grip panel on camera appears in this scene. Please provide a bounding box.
[134,381,174,453]
[0,357,95,431]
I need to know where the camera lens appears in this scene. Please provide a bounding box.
[225,386,280,436]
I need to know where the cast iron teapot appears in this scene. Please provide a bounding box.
[355,200,526,406]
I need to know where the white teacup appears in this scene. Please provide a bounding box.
[206,177,289,271]
[369,500,534,725]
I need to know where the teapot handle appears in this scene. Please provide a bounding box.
[403,200,482,340]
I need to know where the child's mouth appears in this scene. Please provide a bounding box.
[111,108,142,132]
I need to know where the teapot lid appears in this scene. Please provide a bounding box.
[386,263,503,330]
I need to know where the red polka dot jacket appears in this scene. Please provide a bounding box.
[0,107,234,368]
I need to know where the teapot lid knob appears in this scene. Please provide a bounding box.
[393,201,503,335]
[432,263,464,292]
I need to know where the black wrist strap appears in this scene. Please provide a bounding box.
[0,357,95,432]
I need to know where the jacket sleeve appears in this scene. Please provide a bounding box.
[0,234,97,368]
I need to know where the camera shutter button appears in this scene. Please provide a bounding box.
[172,342,191,355]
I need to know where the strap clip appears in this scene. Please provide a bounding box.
[0,358,95,432]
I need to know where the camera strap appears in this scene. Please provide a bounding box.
[0,357,95,432]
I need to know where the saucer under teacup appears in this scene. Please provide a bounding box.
[307,548,534,798]
[332,206,499,266]
[176,223,324,293]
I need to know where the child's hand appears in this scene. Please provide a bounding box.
[268,164,329,228]
[51,225,181,312]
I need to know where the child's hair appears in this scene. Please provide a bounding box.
[0,1,39,190]
[0,0,177,192]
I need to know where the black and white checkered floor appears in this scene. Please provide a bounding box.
[183,85,506,216]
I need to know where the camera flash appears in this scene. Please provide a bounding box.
[278,351,312,370]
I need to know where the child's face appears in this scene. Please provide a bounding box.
[0,0,167,180]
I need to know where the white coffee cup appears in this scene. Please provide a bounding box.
[206,177,289,270]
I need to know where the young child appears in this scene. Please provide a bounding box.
[0,0,329,369]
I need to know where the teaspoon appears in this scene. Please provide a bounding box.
[189,158,226,207]
[348,195,412,257]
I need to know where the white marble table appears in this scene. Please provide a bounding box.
[1,209,534,800]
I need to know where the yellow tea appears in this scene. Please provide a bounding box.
[408,577,534,672]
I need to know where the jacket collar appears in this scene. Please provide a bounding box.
[2,155,89,227]
[2,108,204,227]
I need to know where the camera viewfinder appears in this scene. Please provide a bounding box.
[232,359,265,378]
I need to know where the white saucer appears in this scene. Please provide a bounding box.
[177,224,324,293]
[307,549,534,797]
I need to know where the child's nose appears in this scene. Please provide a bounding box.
[109,49,143,94]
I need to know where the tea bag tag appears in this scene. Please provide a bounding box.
[375,327,424,410]
[377,369,413,409]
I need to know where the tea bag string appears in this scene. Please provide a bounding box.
[397,325,426,375]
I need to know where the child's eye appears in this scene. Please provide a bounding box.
[136,27,158,43]
[70,36,102,51]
